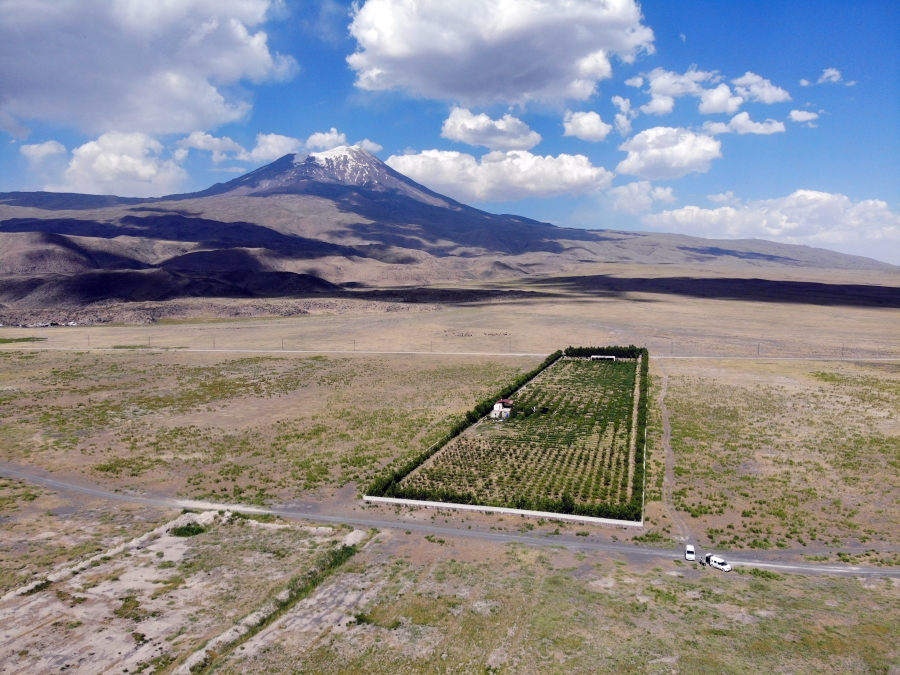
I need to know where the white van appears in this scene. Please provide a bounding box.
[684,544,696,561]
[705,553,732,572]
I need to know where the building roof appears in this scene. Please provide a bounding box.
[497,399,513,405]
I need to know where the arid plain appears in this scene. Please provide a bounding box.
[1,263,900,674]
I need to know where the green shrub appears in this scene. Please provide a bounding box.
[170,523,205,537]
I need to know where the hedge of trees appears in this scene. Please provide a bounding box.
[563,345,644,359]
[366,350,563,498]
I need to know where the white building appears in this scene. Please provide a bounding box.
[490,399,513,419]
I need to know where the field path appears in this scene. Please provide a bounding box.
[658,365,692,544]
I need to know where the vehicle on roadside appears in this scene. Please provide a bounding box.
[684,544,696,561]
[705,553,732,572]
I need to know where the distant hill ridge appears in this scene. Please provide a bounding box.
[0,145,895,309]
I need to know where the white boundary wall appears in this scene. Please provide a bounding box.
[363,496,643,528]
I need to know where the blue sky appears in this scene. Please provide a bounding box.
[1,0,898,262]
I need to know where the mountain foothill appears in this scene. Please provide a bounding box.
[0,146,896,319]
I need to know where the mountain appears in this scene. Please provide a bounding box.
[0,145,896,313]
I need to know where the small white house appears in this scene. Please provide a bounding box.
[490,399,513,419]
[590,355,616,362]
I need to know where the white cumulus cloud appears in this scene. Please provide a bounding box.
[639,66,717,115]
[305,128,348,151]
[0,0,296,138]
[609,180,676,215]
[698,83,744,114]
[441,108,541,151]
[636,67,770,117]
[639,94,675,116]
[356,139,384,153]
[789,110,819,128]
[346,0,654,105]
[20,140,67,161]
[732,72,791,104]
[612,96,637,136]
[386,149,613,202]
[818,68,843,84]
[241,133,306,161]
[707,191,739,205]
[644,190,900,261]
[176,128,361,164]
[789,110,819,122]
[563,111,613,142]
[702,112,785,135]
[49,132,187,197]
[616,127,722,180]
[176,132,245,163]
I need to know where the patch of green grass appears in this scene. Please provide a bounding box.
[0,337,47,344]
[151,575,185,599]
[632,530,676,547]
[93,456,163,477]
[114,596,148,621]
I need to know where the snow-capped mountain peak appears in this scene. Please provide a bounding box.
[207,145,450,207]
[301,145,388,186]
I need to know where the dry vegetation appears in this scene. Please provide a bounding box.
[2,277,900,673]
[218,532,900,675]
[0,478,171,595]
[1,508,360,674]
[0,349,535,503]
[660,360,900,559]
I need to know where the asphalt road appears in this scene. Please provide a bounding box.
[2,464,897,579]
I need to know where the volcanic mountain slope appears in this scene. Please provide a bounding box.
[0,145,895,308]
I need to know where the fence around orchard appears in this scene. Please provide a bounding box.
[362,496,644,527]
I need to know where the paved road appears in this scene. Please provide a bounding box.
[2,464,897,578]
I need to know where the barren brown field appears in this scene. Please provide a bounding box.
[1,266,899,673]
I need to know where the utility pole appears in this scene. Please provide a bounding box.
[758,342,760,356]
[841,343,844,358]
[213,336,215,349]
[353,339,356,351]
[281,338,284,350]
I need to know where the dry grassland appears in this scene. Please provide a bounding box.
[646,359,900,560]
[1,269,899,673]
[0,350,535,503]
[1,503,360,674]
[0,478,171,595]
[218,530,900,675]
